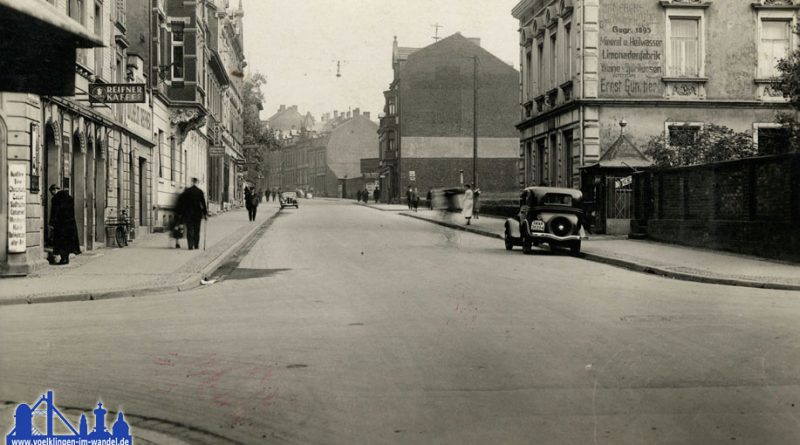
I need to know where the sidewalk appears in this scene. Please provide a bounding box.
[401,209,800,291]
[0,203,282,305]
[359,202,411,212]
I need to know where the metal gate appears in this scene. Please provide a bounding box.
[606,176,633,220]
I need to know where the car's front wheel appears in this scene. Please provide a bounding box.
[522,234,533,254]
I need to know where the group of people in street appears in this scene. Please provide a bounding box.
[406,186,421,212]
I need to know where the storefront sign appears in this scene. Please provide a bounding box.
[409,170,416,181]
[89,83,146,103]
[598,1,663,98]
[8,163,27,253]
[209,146,226,157]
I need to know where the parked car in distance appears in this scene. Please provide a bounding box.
[280,192,299,209]
[503,187,583,255]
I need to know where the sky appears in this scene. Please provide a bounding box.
[241,0,521,122]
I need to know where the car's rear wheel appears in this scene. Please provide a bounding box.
[504,227,514,251]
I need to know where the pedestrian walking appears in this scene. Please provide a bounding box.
[249,189,260,221]
[175,177,208,250]
[473,186,481,220]
[47,184,81,265]
[374,188,380,203]
[412,187,420,212]
[427,189,433,210]
[406,186,413,209]
[244,186,254,221]
[462,184,474,225]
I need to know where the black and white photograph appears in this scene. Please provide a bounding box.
[1,0,800,443]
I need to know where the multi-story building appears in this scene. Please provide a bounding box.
[1,0,159,275]
[376,34,521,203]
[0,0,104,275]
[206,0,246,212]
[273,109,378,198]
[511,0,797,191]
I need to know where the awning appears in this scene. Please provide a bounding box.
[0,0,104,95]
[0,0,103,48]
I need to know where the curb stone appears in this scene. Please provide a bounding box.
[400,212,800,292]
[0,210,283,307]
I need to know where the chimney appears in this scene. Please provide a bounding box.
[353,108,360,117]
[346,111,351,119]
[279,104,286,112]
[467,37,481,47]
[364,112,371,120]
[291,105,298,111]
[334,110,339,119]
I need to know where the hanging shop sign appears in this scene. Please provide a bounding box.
[89,83,146,103]
[8,163,27,253]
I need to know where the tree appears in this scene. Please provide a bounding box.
[241,72,280,184]
[770,42,800,154]
[643,124,757,168]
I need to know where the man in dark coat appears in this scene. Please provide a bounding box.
[48,184,81,265]
[244,186,255,221]
[175,178,208,250]
[374,188,380,203]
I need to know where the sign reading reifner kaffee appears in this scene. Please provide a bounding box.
[89,83,146,103]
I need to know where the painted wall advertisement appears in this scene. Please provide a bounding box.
[8,163,27,253]
[598,1,664,98]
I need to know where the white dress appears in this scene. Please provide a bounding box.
[462,189,474,218]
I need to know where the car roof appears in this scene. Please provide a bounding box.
[523,186,583,200]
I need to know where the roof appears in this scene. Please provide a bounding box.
[523,187,583,200]
[266,107,306,132]
[0,0,103,48]
[586,133,653,169]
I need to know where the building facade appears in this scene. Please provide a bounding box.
[0,0,246,276]
[377,34,521,203]
[271,109,378,198]
[512,0,797,191]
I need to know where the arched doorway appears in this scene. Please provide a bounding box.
[95,137,106,243]
[71,131,86,247]
[116,144,123,213]
[86,134,95,250]
[129,150,135,231]
[43,121,60,247]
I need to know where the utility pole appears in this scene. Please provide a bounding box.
[472,55,478,188]
[432,23,443,42]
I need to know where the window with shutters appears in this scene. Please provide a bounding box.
[668,18,700,77]
[759,20,792,78]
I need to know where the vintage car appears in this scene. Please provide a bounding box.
[279,191,299,209]
[504,187,583,255]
